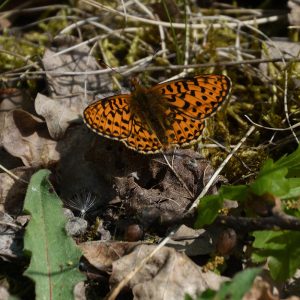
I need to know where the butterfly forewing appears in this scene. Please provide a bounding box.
[83,95,133,140]
[152,75,231,119]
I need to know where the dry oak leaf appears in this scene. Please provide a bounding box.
[110,244,228,300]
[2,109,59,167]
[79,241,140,273]
[35,93,81,140]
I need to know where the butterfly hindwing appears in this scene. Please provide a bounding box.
[124,117,163,153]
[165,116,205,146]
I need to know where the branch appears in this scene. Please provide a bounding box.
[216,214,300,231]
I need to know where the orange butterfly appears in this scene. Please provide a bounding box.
[83,74,231,154]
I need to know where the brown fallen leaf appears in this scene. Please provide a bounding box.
[2,109,91,172]
[0,88,34,148]
[43,35,106,98]
[2,109,59,167]
[0,286,9,300]
[35,93,81,140]
[243,277,279,300]
[288,0,300,26]
[74,281,87,300]
[79,241,140,273]
[112,149,225,229]
[110,244,228,300]
[38,35,109,139]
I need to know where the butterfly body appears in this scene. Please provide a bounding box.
[83,74,231,154]
[130,80,172,147]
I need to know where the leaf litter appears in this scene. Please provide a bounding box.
[0,1,300,300]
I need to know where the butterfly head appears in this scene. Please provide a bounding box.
[130,77,141,91]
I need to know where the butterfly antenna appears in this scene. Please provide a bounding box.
[98,59,123,90]
[99,58,141,91]
[141,48,162,70]
[99,48,165,90]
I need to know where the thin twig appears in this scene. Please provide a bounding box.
[82,0,281,29]
[244,115,300,131]
[283,70,299,143]
[106,234,174,300]
[0,164,28,184]
[3,57,299,80]
[188,126,256,212]
[0,220,23,230]
[0,4,69,19]
[207,137,252,171]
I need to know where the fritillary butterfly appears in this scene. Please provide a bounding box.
[83,74,231,154]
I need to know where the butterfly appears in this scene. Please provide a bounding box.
[83,74,231,154]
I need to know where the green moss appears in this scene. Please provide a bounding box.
[0,35,44,71]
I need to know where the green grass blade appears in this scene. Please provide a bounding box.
[162,0,183,65]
